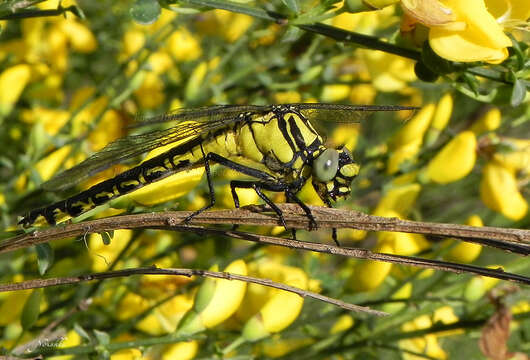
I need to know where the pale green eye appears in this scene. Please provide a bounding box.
[313,149,339,182]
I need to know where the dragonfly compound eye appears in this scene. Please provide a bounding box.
[313,148,339,182]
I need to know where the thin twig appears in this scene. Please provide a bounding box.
[3,205,529,254]
[2,206,529,284]
[0,266,386,316]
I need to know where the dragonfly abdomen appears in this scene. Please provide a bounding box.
[19,148,199,227]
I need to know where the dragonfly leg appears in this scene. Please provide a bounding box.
[285,192,318,231]
[183,151,282,225]
[183,145,216,224]
[322,197,340,246]
[230,180,288,230]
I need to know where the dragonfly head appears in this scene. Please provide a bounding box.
[312,147,360,202]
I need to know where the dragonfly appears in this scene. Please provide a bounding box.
[19,103,414,242]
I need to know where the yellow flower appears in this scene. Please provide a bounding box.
[373,183,422,217]
[273,91,302,104]
[348,240,394,291]
[122,29,146,58]
[60,19,98,53]
[359,49,417,92]
[166,27,202,62]
[470,107,502,134]
[0,64,31,116]
[134,72,165,109]
[493,138,530,173]
[53,330,82,360]
[238,261,308,341]
[387,104,435,173]
[425,131,477,184]
[177,260,248,335]
[349,83,377,104]
[401,0,520,63]
[185,61,208,101]
[400,314,447,359]
[258,336,314,358]
[480,161,528,220]
[425,93,453,145]
[217,11,254,43]
[320,84,351,102]
[161,341,198,360]
[89,230,134,271]
[88,110,125,151]
[330,314,354,334]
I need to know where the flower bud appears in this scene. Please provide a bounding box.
[480,162,528,220]
[425,131,477,184]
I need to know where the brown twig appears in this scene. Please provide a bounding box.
[0,266,387,316]
[2,206,529,284]
[3,205,529,254]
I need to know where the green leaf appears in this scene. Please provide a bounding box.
[281,0,300,13]
[101,230,114,246]
[462,72,480,96]
[508,34,525,70]
[21,289,42,330]
[36,243,54,275]
[421,41,453,75]
[511,78,526,107]
[130,0,161,25]
[414,61,439,82]
[94,329,110,345]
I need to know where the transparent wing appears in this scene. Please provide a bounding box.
[42,107,266,191]
[43,104,416,191]
[130,105,275,128]
[294,103,418,124]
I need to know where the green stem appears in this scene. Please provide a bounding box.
[222,336,247,355]
[180,0,421,61]
[299,23,421,61]
[0,5,80,20]
[178,0,517,85]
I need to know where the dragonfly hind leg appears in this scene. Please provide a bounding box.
[230,180,289,230]
[182,150,286,226]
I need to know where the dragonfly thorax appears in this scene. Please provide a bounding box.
[312,147,359,202]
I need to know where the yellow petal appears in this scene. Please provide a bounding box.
[162,341,198,360]
[387,139,422,174]
[373,183,422,217]
[134,72,165,109]
[443,215,483,263]
[493,144,530,173]
[349,241,394,291]
[35,145,72,182]
[166,28,202,62]
[391,103,435,148]
[122,29,145,57]
[431,93,453,131]
[330,314,354,334]
[426,131,477,184]
[0,64,31,114]
[429,0,511,63]
[401,0,455,26]
[200,260,248,328]
[89,230,133,272]
[320,84,351,102]
[480,162,528,220]
[61,20,98,53]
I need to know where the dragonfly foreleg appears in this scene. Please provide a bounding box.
[321,197,340,246]
[285,192,318,231]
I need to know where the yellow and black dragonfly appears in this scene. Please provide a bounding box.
[19,103,413,241]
